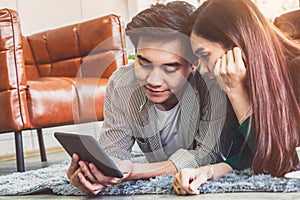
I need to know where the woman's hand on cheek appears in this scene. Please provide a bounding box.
[214,47,247,93]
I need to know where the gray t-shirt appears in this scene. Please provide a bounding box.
[155,103,184,156]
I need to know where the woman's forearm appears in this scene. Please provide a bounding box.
[207,162,233,179]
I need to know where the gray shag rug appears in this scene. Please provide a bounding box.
[1,156,300,196]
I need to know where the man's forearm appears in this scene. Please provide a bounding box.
[128,160,177,180]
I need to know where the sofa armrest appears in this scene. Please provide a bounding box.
[0,8,31,132]
[0,8,28,90]
[274,9,300,40]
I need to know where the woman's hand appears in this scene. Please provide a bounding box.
[214,47,247,94]
[172,165,212,195]
[172,163,233,196]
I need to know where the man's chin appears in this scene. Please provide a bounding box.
[146,96,167,104]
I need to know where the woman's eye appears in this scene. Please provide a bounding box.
[200,53,210,60]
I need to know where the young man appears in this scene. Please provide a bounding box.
[67,1,237,195]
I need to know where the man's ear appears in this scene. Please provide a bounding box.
[191,59,201,72]
[191,65,196,72]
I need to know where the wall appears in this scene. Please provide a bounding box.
[0,0,130,35]
[0,0,175,159]
[0,0,148,158]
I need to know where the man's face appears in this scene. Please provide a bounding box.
[134,38,193,110]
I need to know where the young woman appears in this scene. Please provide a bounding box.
[173,0,300,195]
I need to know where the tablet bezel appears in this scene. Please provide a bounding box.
[54,132,123,178]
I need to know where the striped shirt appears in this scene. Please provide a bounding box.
[99,63,235,171]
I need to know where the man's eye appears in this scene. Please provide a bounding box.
[138,60,153,69]
[141,64,153,69]
[163,65,177,73]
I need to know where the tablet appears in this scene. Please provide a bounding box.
[54,132,123,178]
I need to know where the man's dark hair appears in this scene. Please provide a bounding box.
[125,1,196,64]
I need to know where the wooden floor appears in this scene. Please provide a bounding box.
[0,150,69,176]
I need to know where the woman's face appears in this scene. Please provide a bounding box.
[190,32,226,83]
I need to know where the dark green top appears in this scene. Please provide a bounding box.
[223,117,255,170]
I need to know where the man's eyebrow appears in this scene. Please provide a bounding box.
[137,55,152,63]
[137,54,182,67]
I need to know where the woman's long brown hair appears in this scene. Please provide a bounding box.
[192,0,300,176]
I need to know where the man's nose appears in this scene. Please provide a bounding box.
[147,67,163,86]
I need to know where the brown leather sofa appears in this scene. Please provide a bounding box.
[0,8,128,172]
